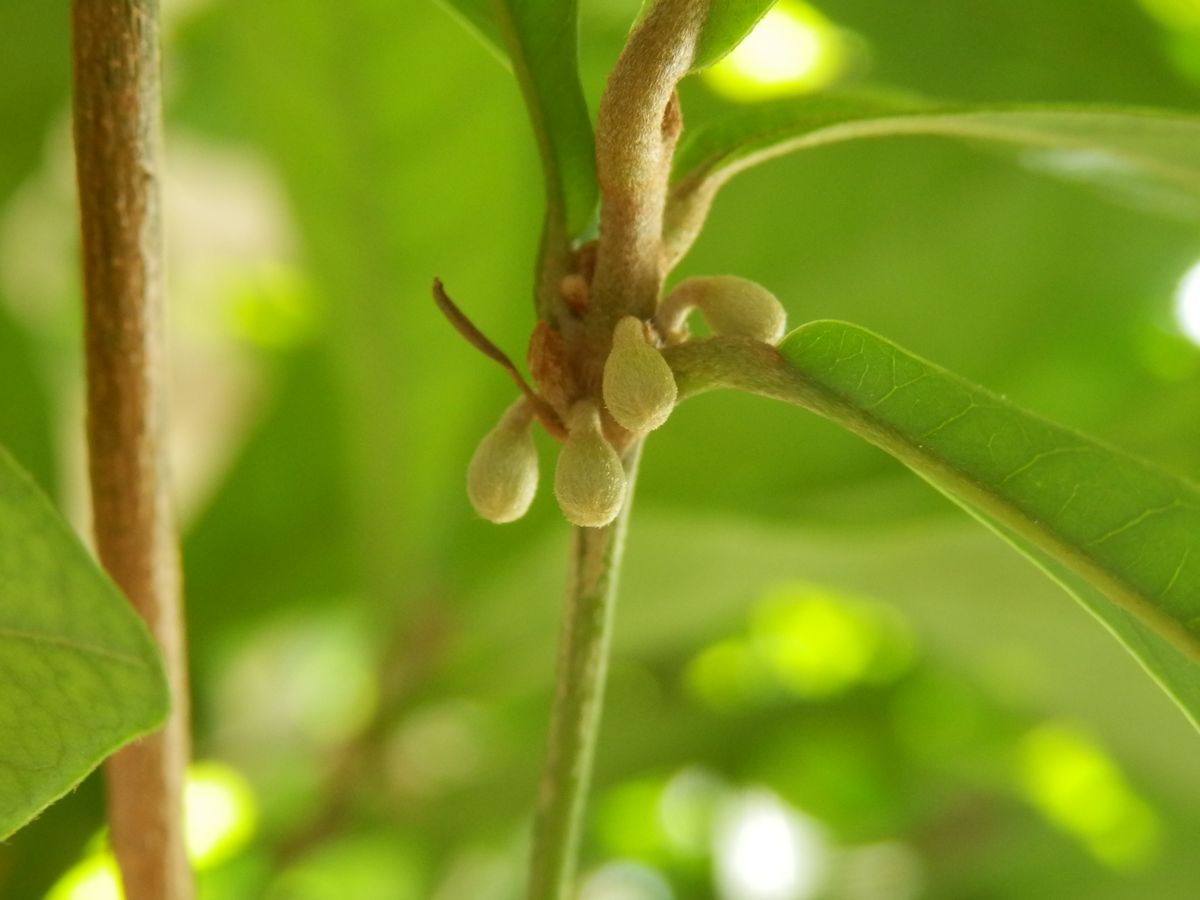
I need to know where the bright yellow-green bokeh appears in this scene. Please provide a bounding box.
[185,760,259,869]
[704,2,849,101]
[686,585,916,710]
[46,762,258,900]
[44,854,122,900]
[1017,723,1160,869]
[1139,0,1200,30]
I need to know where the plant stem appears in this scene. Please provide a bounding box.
[71,1,192,898]
[528,447,641,900]
[589,0,707,326]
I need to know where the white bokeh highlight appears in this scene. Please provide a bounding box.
[714,790,829,900]
[1175,260,1200,345]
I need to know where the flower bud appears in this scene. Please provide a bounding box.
[467,399,539,523]
[602,316,678,434]
[659,276,787,344]
[554,401,626,528]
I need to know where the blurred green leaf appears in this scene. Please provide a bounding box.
[667,322,1200,729]
[440,0,597,242]
[436,0,504,57]
[0,304,56,495]
[0,0,67,205]
[0,446,169,838]
[691,0,778,71]
[667,94,1200,258]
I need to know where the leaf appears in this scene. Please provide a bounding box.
[439,0,597,242]
[664,323,1200,729]
[435,0,505,60]
[0,445,169,838]
[665,92,1200,262]
[690,0,778,71]
[964,506,1200,732]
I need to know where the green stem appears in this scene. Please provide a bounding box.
[527,447,641,900]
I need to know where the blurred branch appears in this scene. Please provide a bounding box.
[70,0,192,897]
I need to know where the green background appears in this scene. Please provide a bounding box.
[1,0,1198,897]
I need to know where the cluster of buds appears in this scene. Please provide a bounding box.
[456,274,787,528]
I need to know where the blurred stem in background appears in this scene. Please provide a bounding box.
[70,0,192,897]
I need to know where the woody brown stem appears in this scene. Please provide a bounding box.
[71,0,192,897]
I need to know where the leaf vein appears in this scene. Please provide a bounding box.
[0,627,148,669]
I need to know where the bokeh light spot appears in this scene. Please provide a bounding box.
[1017,723,1160,869]
[45,853,122,900]
[751,585,916,698]
[1139,0,1200,30]
[1173,259,1200,345]
[715,790,829,900]
[686,585,915,710]
[185,760,258,868]
[704,2,848,101]
[752,591,873,696]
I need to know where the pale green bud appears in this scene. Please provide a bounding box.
[554,401,626,528]
[602,316,678,434]
[467,400,538,523]
[659,276,787,344]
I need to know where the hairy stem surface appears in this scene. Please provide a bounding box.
[589,0,707,326]
[71,0,192,897]
[528,449,641,900]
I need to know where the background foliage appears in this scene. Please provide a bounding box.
[1,0,1199,897]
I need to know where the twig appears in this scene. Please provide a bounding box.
[71,1,192,898]
[527,448,641,900]
[525,4,714,897]
[588,0,708,326]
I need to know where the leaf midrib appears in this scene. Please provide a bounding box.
[772,340,1200,662]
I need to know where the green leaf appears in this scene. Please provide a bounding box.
[665,323,1200,729]
[436,0,505,59]
[439,0,597,242]
[666,92,1200,261]
[0,446,169,838]
[692,0,778,71]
